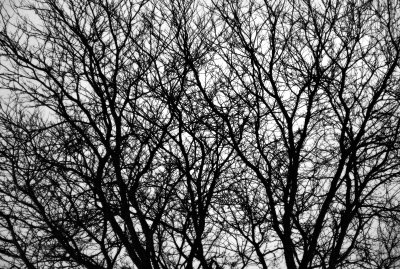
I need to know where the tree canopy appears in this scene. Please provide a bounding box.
[1,0,400,268]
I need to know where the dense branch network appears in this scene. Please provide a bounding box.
[0,0,400,268]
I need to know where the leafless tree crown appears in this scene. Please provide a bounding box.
[1,0,400,268]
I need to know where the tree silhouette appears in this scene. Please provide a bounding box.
[1,0,400,268]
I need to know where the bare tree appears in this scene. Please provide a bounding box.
[0,0,179,268]
[192,0,400,268]
[1,0,400,268]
